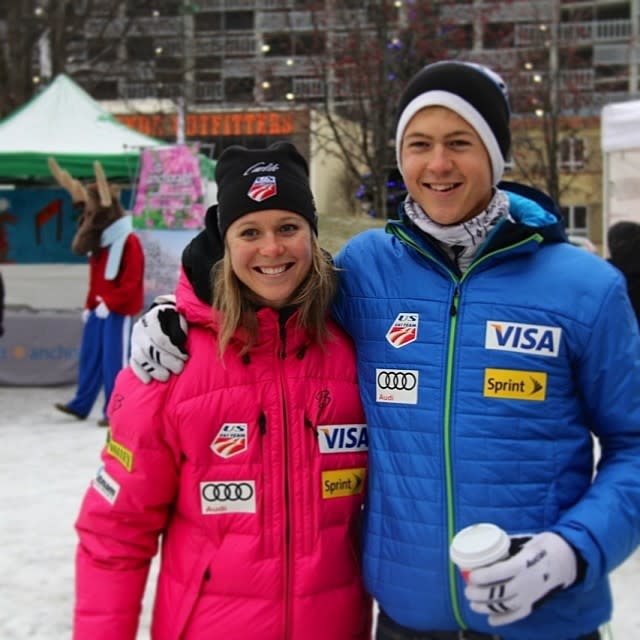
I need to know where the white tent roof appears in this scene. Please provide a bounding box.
[0,74,162,179]
[601,99,640,153]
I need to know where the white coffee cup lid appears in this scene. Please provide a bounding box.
[449,523,510,570]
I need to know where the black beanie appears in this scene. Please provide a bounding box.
[215,142,318,238]
[395,61,511,185]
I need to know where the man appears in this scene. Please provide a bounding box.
[127,62,640,639]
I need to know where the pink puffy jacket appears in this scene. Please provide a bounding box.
[74,274,372,640]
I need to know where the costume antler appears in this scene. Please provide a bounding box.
[93,161,112,207]
[47,157,88,204]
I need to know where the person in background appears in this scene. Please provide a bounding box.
[127,62,640,640]
[50,159,144,427]
[607,220,640,325]
[73,142,371,640]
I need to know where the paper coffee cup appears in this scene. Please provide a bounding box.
[449,523,510,582]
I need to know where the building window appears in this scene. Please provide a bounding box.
[561,204,589,237]
[558,136,586,171]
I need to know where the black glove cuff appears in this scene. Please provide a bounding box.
[567,540,588,584]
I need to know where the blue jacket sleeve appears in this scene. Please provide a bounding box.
[554,274,640,590]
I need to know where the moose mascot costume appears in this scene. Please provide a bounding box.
[50,158,144,427]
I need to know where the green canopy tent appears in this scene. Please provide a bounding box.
[0,74,215,182]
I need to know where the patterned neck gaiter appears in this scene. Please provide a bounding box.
[403,189,512,272]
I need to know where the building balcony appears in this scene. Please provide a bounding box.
[195,82,224,101]
[85,16,182,37]
[122,81,183,100]
[464,49,519,71]
[222,58,256,77]
[256,10,322,31]
[292,77,326,98]
[522,68,595,90]
[440,1,553,24]
[515,19,633,47]
[594,43,640,65]
[591,90,640,110]
[195,0,258,9]
[193,34,255,56]
[259,0,298,9]
[193,38,224,56]
[256,56,319,76]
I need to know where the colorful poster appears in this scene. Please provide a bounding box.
[136,229,198,309]
[132,145,206,230]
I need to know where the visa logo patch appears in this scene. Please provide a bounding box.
[483,368,547,401]
[386,313,418,348]
[485,321,561,357]
[318,424,368,453]
[322,467,366,499]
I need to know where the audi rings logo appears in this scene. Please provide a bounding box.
[200,480,257,514]
[377,370,417,391]
[376,368,419,405]
[202,482,254,501]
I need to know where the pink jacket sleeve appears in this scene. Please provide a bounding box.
[73,369,180,640]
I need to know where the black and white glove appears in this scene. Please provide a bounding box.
[464,531,578,626]
[129,294,189,384]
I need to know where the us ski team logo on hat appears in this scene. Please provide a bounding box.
[386,313,419,348]
[247,175,277,202]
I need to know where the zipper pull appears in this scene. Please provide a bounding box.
[450,286,459,317]
[258,411,266,435]
[304,415,316,436]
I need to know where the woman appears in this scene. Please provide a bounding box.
[73,142,371,640]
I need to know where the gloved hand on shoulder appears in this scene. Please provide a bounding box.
[129,294,189,384]
[464,531,579,626]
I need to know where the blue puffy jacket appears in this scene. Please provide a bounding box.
[333,184,640,639]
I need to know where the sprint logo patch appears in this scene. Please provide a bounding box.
[92,466,120,505]
[322,467,366,499]
[318,424,368,453]
[483,368,547,401]
[485,321,561,357]
[106,431,133,471]
[386,313,418,348]
[211,423,248,459]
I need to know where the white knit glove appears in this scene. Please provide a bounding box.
[129,294,189,384]
[464,532,578,626]
[95,300,110,319]
[81,308,90,323]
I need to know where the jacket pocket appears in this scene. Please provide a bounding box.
[170,550,215,639]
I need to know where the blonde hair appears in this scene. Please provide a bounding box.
[211,233,337,356]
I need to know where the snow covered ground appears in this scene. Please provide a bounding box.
[1,384,639,639]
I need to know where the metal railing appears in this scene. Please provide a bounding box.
[516,19,633,46]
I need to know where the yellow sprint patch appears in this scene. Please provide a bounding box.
[106,431,134,471]
[483,368,547,401]
[322,467,366,499]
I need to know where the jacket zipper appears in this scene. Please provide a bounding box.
[390,224,544,628]
[276,317,292,640]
